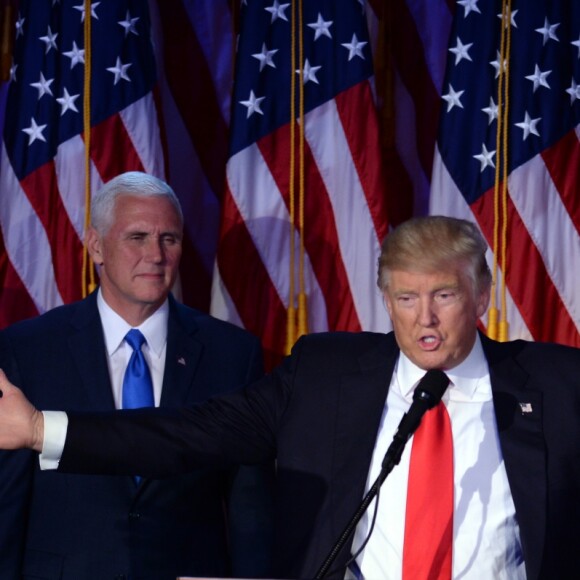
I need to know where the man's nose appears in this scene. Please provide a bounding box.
[144,239,164,262]
[417,298,437,326]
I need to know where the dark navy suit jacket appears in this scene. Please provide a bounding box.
[0,292,273,579]
[52,330,580,579]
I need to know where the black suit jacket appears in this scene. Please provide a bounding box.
[58,330,580,579]
[0,292,273,579]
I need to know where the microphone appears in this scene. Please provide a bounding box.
[381,369,449,472]
[314,369,449,578]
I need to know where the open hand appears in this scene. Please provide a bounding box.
[0,369,44,452]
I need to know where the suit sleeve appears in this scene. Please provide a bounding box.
[59,344,291,474]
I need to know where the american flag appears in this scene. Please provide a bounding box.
[430,1,580,346]
[0,0,230,324]
[210,0,389,367]
[148,0,235,313]
[0,0,165,324]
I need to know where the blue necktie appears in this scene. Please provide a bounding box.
[122,329,154,410]
[122,330,153,485]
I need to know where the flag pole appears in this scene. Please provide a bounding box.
[81,0,96,298]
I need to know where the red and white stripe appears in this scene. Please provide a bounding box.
[0,90,165,326]
[212,78,390,367]
[149,0,233,312]
[431,125,580,347]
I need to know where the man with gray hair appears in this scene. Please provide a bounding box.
[0,171,273,579]
[0,215,578,579]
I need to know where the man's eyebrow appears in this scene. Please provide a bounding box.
[392,288,418,296]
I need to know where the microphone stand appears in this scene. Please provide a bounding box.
[314,431,408,579]
[314,369,449,579]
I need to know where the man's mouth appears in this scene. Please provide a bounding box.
[418,336,441,350]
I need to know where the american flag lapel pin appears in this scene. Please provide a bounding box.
[177,357,186,366]
[519,402,533,415]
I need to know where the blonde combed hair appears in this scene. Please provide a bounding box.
[377,216,492,295]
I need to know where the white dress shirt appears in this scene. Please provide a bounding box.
[40,290,168,469]
[97,291,168,409]
[350,335,526,579]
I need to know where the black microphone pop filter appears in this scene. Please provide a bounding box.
[381,369,449,471]
[413,368,449,408]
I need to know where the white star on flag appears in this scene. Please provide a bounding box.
[515,111,541,140]
[264,1,290,23]
[473,143,496,171]
[63,41,85,69]
[118,10,139,37]
[22,117,48,145]
[566,80,580,103]
[449,37,473,65]
[107,57,132,84]
[497,8,518,28]
[535,17,559,45]
[73,1,100,22]
[341,33,367,61]
[15,15,25,38]
[442,84,464,112]
[252,43,278,71]
[458,0,481,17]
[307,13,333,41]
[56,88,80,115]
[489,50,506,78]
[30,72,54,99]
[39,26,58,54]
[239,90,265,118]
[525,64,551,92]
[482,97,498,124]
[297,59,321,84]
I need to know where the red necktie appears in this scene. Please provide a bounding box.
[402,399,453,579]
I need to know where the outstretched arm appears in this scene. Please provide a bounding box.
[0,370,44,452]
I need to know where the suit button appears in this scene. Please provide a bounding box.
[128,511,141,519]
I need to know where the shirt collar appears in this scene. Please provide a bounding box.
[396,332,489,402]
[97,289,169,357]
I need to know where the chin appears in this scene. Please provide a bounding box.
[136,292,167,305]
[414,354,448,370]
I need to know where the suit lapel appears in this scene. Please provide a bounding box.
[159,300,202,408]
[67,293,116,410]
[330,335,399,546]
[483,336,546,580]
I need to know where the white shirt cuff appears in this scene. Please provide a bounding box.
[39,410,68,470]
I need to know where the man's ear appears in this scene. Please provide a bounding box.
[86,227,103,265]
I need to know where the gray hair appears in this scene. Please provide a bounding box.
[90,171,183,234]
[377,215,492,295]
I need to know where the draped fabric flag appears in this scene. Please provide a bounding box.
[430,1,580,347]
[371,1,452,223]
[2,0,578,356]
[149,0,235,312]
[0,0,164,325]
[0,0,231,326]
[210,0,389,367]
